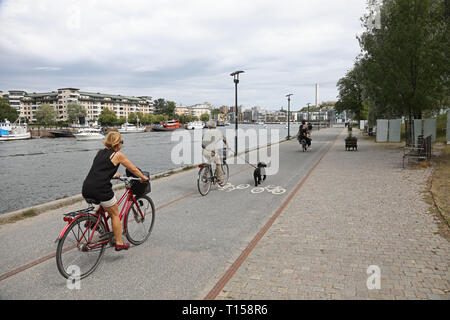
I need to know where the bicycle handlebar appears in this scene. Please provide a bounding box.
[112,176,142,182]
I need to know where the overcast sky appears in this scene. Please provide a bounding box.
[0,0,367,110]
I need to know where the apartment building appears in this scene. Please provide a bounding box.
[174,103,212,118]
[6,88,153,123]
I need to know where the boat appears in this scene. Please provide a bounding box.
[257,121,265,125]
[152,124,177,132]
[118,122,146,134]
[49,130,75,138]
[152,119,182,132]
[73,127,105,141]
[0,119,31,141]
[185,121,204,130]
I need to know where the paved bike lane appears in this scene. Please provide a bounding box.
[0,127,342,299]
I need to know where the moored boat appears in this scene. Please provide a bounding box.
[73,127,105,140]
[0,119,31,141]
[152,119,182,132]
[49,130,75,138]
[118,122,146,134]
[185,121,204,130]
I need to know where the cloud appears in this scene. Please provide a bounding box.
[33,66,62,71]
[0,0,367,109]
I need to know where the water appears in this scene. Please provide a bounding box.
[0,124,295,214]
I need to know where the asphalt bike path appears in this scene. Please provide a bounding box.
[0,127,342,299]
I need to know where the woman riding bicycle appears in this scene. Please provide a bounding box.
[297,120,311,149]
[82,131,149,251]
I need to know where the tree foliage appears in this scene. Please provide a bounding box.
[0,98,19,122]
[337,0,449,122]
[98,107,117,125]
[335,60,365,122]
[200,113,210,122]
[35,104,58,125]
[153,98,176,117]
[67,102,87,123]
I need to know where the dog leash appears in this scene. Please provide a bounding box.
[228,148,258,169]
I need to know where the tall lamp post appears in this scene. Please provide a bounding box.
[231,70,244,156]
[307,103,311,122]
[286,94,293,139]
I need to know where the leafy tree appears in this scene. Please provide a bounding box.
[117,116,127,125]
[200,113,210,122]
[335,60,365,123]
[127,112,137,124]
[153,98,176,117]
[67,102,87,123]
[136,112,145,124]
[358,0,449,120]
[98,108,117,126]
[35,104,57,125]
[0,98,19,122]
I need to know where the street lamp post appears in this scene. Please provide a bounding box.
[231,70,244,156]
[307,103,311,122]
[286,94,293,139]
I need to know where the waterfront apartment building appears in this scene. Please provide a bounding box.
[174,103,212,118]
[6,88,153,123]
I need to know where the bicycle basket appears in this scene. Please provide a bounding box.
[125,168,151,196]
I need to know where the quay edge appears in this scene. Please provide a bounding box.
[0,139,288,224]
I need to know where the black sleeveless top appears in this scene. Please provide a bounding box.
[82,148,120,202]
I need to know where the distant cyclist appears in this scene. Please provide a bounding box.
[298,120,311,149]
[202,120,229,186]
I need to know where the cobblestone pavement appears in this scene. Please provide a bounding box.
[217,129,450,300]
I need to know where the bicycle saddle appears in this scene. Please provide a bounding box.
[84,198,101,205]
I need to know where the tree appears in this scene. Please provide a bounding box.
[67,102,87,123]
[127,112,137,124]
[35,104,57,125]
[153,98,176,117]
[358,0,449,120]
[200,113,210,122]
[98,108,117,126]
[0,98,19,122]
[335,60,365,123]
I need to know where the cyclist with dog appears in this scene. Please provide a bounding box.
[201,120,230,186]
[82,131,149,252]
[297,120,312,150]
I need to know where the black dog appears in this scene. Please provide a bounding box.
[253,162,267,186]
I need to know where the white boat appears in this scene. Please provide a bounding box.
[185,121,204,130]
[73,127,105,141]
[0,119,31,141]
[257,121,265,125]
[118,122,146,133]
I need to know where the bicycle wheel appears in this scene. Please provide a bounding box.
[221,163,229,185]
[56,215,106,280]
[125,195,156,245]
[197,166,212,196]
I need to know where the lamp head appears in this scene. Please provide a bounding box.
[230,70,244,76]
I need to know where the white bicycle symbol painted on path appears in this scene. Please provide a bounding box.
[218,183,286,195]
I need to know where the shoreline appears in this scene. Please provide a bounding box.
[0,137,288,224]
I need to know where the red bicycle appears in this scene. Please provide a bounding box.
[55,176,155,280]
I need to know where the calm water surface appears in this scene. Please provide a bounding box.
[0,124,294,214]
